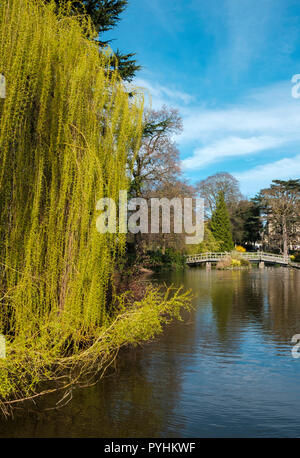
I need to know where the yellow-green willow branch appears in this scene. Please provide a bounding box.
[0,0,192,408]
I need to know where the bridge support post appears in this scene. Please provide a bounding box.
[206,262,211,271]
[259,261,265,269]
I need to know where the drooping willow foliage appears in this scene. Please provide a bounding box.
[0,1,193,407]
[0,0,144,343]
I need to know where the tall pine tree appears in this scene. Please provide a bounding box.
[210,191,234,252]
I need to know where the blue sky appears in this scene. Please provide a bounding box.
[105,0,300,197]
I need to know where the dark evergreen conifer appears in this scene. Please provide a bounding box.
[210,191,234,252]
[47,1,140,81]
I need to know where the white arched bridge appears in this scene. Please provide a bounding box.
[185,252,300,269]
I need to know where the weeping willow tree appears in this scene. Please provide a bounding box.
[0,0,144,400]
[0,0,192,408]
[0,0,145,332]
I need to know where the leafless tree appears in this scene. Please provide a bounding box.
[258,179,300,256]
[196,172,243,216]
[129,105,182,198]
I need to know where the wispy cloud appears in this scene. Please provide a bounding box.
[182,135,286,170]
[223,0,281,75]
[132,76,300,195]
[235,154,300,196]
[144,0,184,38]
[180,83,300,144]
[133,77,194,109]
[191,0,297,80]
[179,81,300,173]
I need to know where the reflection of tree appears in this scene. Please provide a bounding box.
[262,269,300,344]
[211,279,234,332]
[209,272,242,355]
[209,270,266,353]
[208,268,300,352]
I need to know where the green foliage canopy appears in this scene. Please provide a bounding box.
[0,0,143,340]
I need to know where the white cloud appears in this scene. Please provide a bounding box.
[132,77,194,109]
[182,135,285,170]
[180,99,300,145]
[235,155,300,196]
[178,81,300,171]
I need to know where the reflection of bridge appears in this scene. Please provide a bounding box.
[186,252,300,269]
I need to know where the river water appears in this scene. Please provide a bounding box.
[1,267,300,438]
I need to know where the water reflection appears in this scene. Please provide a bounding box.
[1,267,300,437]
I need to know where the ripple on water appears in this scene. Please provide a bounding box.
[0,267,300,438]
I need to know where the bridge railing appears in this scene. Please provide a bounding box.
[185,252,291,264]
[185,252,230,262]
